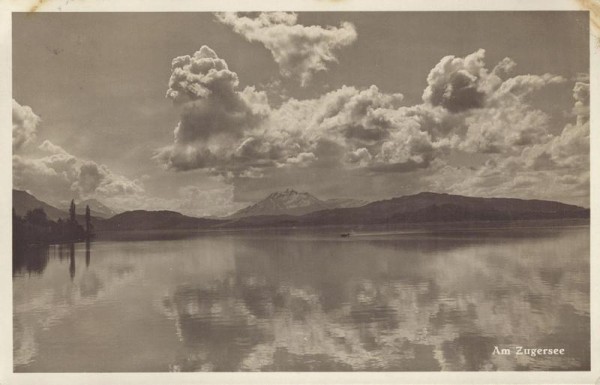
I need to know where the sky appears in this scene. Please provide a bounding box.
[12,12,590,216]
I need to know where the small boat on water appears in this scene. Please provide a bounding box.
[340,233,351,238]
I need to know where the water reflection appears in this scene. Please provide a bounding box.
[69,243,76,281]
[13,240,140,369]
[163,283,268,371]
[159,227,589,371]
[85,239,91,268]
[13,224,590,372]
[13,240,92,278]
[12,245,49,276]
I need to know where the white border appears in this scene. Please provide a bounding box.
[1,1,597,384]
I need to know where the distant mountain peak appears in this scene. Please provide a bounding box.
[268,188,300,197]
[230,189,366,218]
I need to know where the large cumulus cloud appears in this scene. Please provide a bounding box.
[422,49,563,113]
[422,49,490,112]
[13,100,41,151]
[216,12,357,86]
[154,46,271,172]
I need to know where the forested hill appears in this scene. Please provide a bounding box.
[94,210,226,231]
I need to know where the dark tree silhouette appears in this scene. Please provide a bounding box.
[69,243,76,280]
[25,208,49,227]
[85,238,91,268]
[69,199,76,223]
[85,204,94,237]
[13,207,85,249]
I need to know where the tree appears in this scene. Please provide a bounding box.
[69,199,76,223]
[21,208,51,245]
[85,204,93,237]
[13,206,86,247]
[13,209,26,252]
[25,208,48,227]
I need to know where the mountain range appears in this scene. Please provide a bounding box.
[13,190,110,226]
[13,189,68,221]
[13,189,589,232]
[277,191,590,226]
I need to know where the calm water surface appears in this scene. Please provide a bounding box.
[13,223,590,371]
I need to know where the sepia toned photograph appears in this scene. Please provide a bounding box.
[7,6,593,378]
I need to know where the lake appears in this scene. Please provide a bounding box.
[13,222,590,371]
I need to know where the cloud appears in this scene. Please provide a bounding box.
[420,49,566,155]
[74,162,104,195]
[267,85,431,171]
[346,147,372,167]
[423,49,564,114]
[371,127,436,171]
[490,73,564,103]
[13,100,41,151]
[155,45,271,171]
[422,49,490,112]
[157,48,574,180]
[39,140,67,155]
[265,84,447,174]
[155,46,588,207]
[13,140,144,205]
[285,152,317,167]
[491,57,517,78]
[216,12,357,86]
[572,81,590,125]
[94,181,245,218]
[460,105,551,153]
[176,185,245,217]
[424,81,590,206]
[157,48,433,177]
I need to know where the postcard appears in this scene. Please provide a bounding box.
[1,1,598,384]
